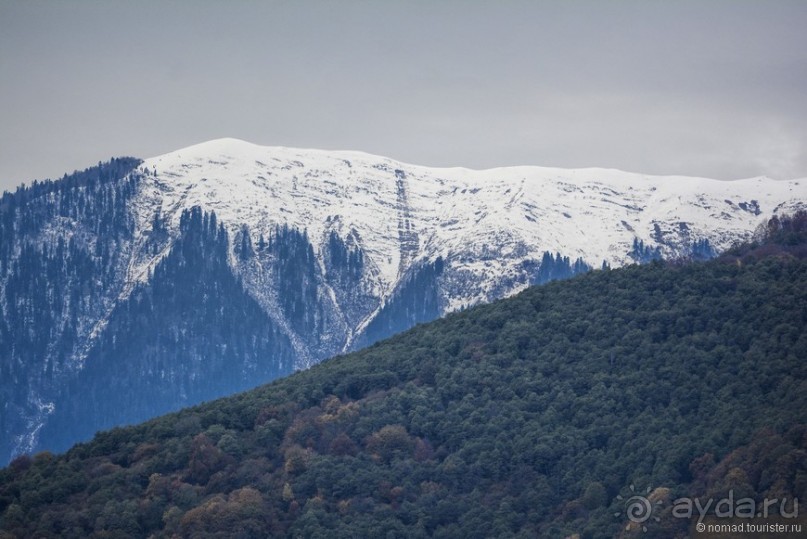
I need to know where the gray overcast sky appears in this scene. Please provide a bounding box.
[1,1,806,192]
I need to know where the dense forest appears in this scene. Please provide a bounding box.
[354,257,445,349]
[0,212,805,538]
[530,251,591,285]
[0,159,143,464]
[36,207,297,455]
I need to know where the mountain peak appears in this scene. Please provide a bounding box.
[141,139,805,274]
[151,139,799,182]
[155,137,261,161]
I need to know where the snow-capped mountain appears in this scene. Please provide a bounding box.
[139,138,803,337]
[1,137,804,463]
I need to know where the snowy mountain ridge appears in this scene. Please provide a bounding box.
[1,138,804,463]
[136,137,801,318]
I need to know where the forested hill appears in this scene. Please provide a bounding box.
[1,214,805,538]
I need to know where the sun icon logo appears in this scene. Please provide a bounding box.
[613,484,663,533]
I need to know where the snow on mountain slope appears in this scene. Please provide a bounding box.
[3,139,805,462]
[133,138,803,320]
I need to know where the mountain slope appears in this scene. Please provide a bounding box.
[1,217,805,538]
[139,138,804,313]
[38,207,296,453]
[135,138,805,352]
[1,139,805,463]
[0,160,144,462]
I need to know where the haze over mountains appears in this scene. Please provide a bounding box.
[1,138,805,463]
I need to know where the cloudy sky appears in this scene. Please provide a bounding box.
[1,1,806,192]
